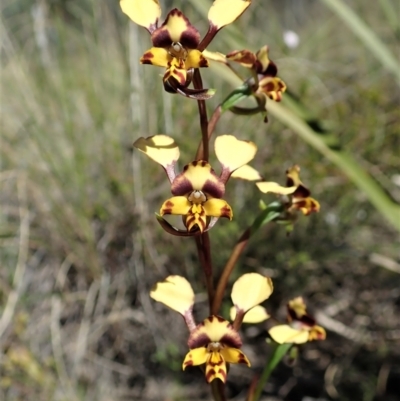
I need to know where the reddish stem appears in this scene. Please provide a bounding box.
[211,227,251,315]
[193,69,209,161]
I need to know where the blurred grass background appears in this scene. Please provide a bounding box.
[1,0,399,400]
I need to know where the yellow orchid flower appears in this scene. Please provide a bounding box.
[269,297,326,344]
[134,134,258,235]
[120,0,252,99]
[150,272,273,383]
[256,165,320,219]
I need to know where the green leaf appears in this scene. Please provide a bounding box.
[221,84,253,111]
[249,202,283,235]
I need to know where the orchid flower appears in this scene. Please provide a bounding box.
[256,165,320,217]
[150,273,273,383]
[120,0,252,99]
[134,134,259,235]
[269,297,326,344]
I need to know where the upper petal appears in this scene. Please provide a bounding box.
[150,275,195,315]
[230,165,262,181]
[208,0,251,30]
[256,181,297,195]
[133,135,179,183]
[231,273,273,313]
[120,0,161,34]
[152,8,200,48]
[215,135,257,183]
[171,161,225,198]
[255,45,273,73]
[269,325,309,344]
[188,315,242,349]
[230,305,270,323]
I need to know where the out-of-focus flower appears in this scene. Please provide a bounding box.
[269,297,326,344]
[150,273,273,382]
[134,134,259,235]
[283,30,300,49]
[226,45,286,102]
[120,0,252,99]
[256,165,320,219]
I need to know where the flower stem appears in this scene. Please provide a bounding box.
[193,69,209,161]
[195,233,214,312]
[212,228,251,316]
[195,104,222,160]
[211,380,227,401]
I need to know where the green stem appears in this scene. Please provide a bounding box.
[252,343,292,401]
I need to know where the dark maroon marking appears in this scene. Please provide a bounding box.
[206,368,217,382]
[152,27,173,48]
[188,333,210,349]
[220,204,232,219]
[202,178,225,199]
[198,56,209,68]
[293,184,311,199]
[262,60,278,76]
[221,334,242,349]
[171,175,193,196]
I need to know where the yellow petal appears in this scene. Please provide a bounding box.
[150,275,195,315]
[288,297,307,318]
[215,135,257,175]
[133,135,179,175]
[202,50,228,64]
[269,325,309,344]
[160,196,191,216]
[255,45,271,72]
[308,325,327,341]
[231,165,262,181]
[208,0,251,30]
[220,347,250,366]
[164,62,187,86]
[120,0,161,33]
[185,49,209,69]
[203,199,232,219]
[231,273,273,313]
[256,181,297,195]
[140,47,170,67]
[182,347,208,370]
[205,352,227,383]
[230,305,270,323]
